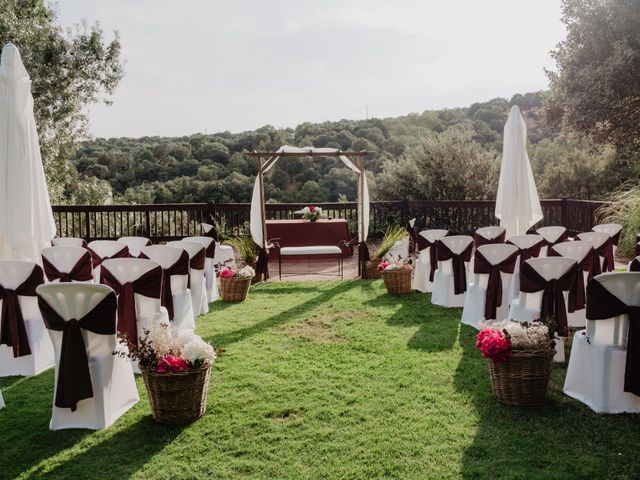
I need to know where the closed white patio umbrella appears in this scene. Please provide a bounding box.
[495,105,543,238]
[0,43,56,261]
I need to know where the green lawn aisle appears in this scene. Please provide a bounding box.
[1,280,639,479]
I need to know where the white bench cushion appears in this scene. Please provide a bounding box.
[280,246,342,256]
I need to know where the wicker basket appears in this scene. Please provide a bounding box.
[221,276,251,301]
[363,260,383,279]
[141,364,211,424]
[380,268,412,295]
[488,343,555,406]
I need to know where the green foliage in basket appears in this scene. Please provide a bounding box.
[226,235,258,267]
[372,226,407,260]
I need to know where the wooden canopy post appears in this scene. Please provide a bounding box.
[258,155,268,280]
[354,156,366,277]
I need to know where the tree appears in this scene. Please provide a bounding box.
[545,0,640,147]
[0,0,122,202]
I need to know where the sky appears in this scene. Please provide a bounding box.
[57,0,567,139]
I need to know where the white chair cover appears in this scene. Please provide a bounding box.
[87,240,129,283]
[505,234,546,303]
[593,223,623,260]
[577,232,611,273]
[564,272,640,413]
[141,245,195,333]
[461,244,520,328]
[551,241,594,328]
[183,236,220,303]
[51,237,86,248]
[117,236,151,258]
[0,260,54,376]
[431,235,473,308]
[41,246,94,283]
[414,229,448,293]
[384,236,410,261]
[536,226,567,257]
[507,256,576,362]
[36,283,139,429]
[168,240,210,315]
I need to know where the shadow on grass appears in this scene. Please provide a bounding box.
[453,324,640,479]
[209,281,364,347]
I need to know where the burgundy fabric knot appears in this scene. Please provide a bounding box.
[540,230,568,248]
[507,238,544,267]
[587,279,640,396]
[42,251,93,283]
[87,245,129,267]
[100,265,162,347]
[140,251,190,321]
[519,261,576,337]
[435,240,473,295]
[473,229,506,249]
[0,266,44,358]
[549,246,594,312]
[38,291,117,411]
[474,248,519,320]
[255,247,269,280]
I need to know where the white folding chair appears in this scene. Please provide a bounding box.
[36,283,139,429]
[168,240,210,315]
[577,231,612,273]
[507,257,577,362]
[461,244,519,328]
[536,226,567,257]
[431,235,473,307]
[183,236,220,303]
[117,236,151,258]
[201,224,236,267]
[413,229,448,293]
[384,236,410,261]
[41,246,93,283]
[592,223,623,258]
[550,241,594,328]
[473,226,506,248]
[564,272,640,413]
[51,237,86,248]
[505,234,546,303]
[87,240,129,283]
[0,260,53,376]
[141,245,195,333]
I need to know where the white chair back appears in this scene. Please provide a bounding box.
[475,226,506,241]
[418,229,448,244]
[508,234,544,251]
[577,231,609,250]
[183,236,214,254]
[552,241,593,264]
[592,223,623,238]
[167,240,205,261]
[476,244,519,266]
[201,223,215,234]
[0,260,39,288]
[118,236,151,257]
[51,237,85,248]
[87,240,127,259]
[537,226,567,244]
[101,258,160,284]
[141,245,184,269]
[36,283,113,321]
[41,246,90,275]
[440,235,473,255]
[524,257,576,282]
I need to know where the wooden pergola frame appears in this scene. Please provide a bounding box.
[247,149,375,279]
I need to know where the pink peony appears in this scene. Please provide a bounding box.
[156,355,190,373]
[476,329,512,364]
[377,261,390,271]
[308,205,317,212]
[220,268,234,279]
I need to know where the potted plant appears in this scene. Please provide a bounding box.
[302,205,324,222]
[476,320,555,406]
[120,324,217,424]
[227,235,258,270]
[364,226,407,279]
[378,256,413,295]
[219,263,255,301]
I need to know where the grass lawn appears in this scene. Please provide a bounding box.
[1,280,639,479]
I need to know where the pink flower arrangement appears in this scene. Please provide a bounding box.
[476,329,512,364]
[309,205,317,212]
[156,355,190,373]
[220,268,234,279]
[377,261,391,271]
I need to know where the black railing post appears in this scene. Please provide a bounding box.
[84,211,91,242]
[560,198,568,231]
[400,199,409,226]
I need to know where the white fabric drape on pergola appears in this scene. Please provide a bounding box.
[250,146,370,248]
[495,106,543,238]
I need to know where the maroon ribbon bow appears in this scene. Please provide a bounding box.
[202,224,220,242]
[630,257,640,272]
[548,246,594,312]
[474,249,519,320]
[609,230,621,247]
[255,246,269,280]
[417,233,449,282]
[592,236,615,274]
[435,240,473,295]
[38,291,117,411]
[473,229,506,249]
[507,238,545,267]
[187,248,206,289]
[540,230,568,248]
[42,252,93,283]
[0,266,44,358]
[141,251,190,321]
[87,245,129,267]
[100,265,162,347]
[519,261,576,337]
[586,279,640,396]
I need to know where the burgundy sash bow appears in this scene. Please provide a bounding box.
[592,237,615,273]
[202,224,220,242]
[42,252,93,283]
[586,279,640,396]
[540,230,567,248]
[100,265,162,347]
[507,238,545,267]
[187,248,206,288]
[609,230,621,247]
[255,246,269,280]
[519,261,576,337]
[474,249,519,320]
[38,292,117,411]
[435,240,473,295]
[141,251,190,321]
[0,266,44,358]
[549,246,594,312]
[630,257,640,272]
[473,230,506,249]
[87,245,129,267]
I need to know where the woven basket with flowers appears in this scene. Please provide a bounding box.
[378,257,413,295]
[219,264,255,301]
